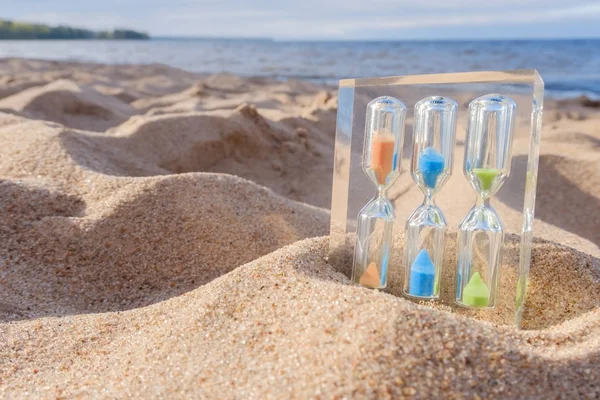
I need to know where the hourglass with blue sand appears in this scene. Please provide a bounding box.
[456,94,516,309]
[352,96,406,289]
[403,96,457,300]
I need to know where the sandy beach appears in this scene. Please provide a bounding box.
[0,58,598,398]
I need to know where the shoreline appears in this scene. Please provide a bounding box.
[0,37,597,99]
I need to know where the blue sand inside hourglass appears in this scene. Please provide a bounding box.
[419,147,445,188]
[409,249,436,297]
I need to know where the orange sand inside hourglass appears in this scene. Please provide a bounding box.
[370,136,396,185]
[360,262,381,288]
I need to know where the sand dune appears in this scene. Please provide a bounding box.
[0,59,598,398]
[534,154,600,247]
[0,79,134,131]
[1,174,328,319]
[1,237,598,398]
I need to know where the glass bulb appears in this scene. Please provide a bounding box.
[353,96,407,289]
[456,94,516,309]
[404,96,457,300]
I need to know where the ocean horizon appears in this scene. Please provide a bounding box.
[0,37,598,99]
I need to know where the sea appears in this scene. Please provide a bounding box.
[0,38,598,99]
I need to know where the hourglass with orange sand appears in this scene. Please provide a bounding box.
[456,94,516,308]
[352,96,406,289]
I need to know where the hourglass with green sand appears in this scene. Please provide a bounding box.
[352,97,406,289]
[403,96,457,299]
[456,94,516,308]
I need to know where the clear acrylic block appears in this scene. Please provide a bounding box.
[328,70,543,328]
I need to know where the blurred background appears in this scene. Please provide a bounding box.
[0,0,599,99]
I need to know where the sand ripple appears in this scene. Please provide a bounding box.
[0,60,598,398]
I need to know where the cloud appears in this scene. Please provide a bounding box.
[316,4,600,32]
[148,1,600,38]
[1,0,599,39]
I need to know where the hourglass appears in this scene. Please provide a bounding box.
[352,96,406,289]
[456,94,516,308]
[403,96,457,299]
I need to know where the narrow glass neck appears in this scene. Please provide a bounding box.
[422,189,436,206]
[476,196,492,207]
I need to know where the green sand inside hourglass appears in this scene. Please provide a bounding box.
[473,168,500,191]
[462,272,490,307]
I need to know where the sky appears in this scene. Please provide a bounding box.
[2,0,600,40]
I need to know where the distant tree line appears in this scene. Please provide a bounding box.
[0,19,150,40]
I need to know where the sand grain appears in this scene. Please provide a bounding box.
[0,59,598,399]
